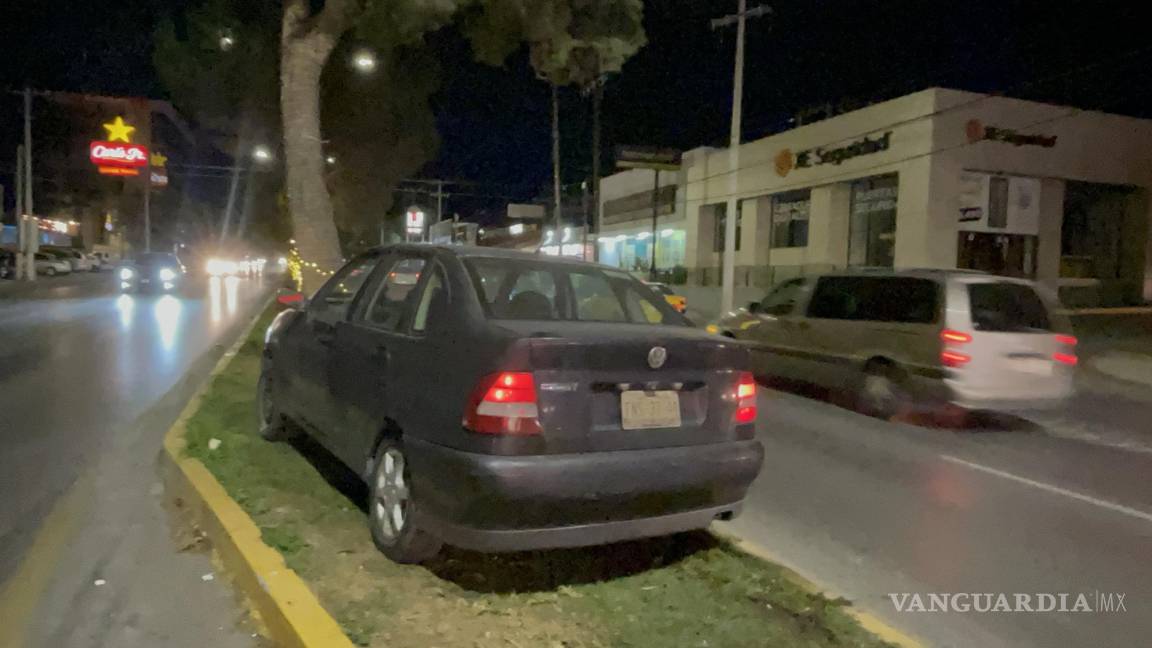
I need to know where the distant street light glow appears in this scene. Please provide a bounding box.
[219,34,235,51]
[352,49,378,73]
[252,145,272,163]
[326,155,336,165]
[509,223,525,235]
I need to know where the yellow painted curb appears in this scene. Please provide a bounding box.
[160,303,355,648]
[711,526,925,648]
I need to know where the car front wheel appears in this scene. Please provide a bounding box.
[369,439,442,564]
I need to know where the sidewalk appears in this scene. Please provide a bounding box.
[1089,351,1152,388]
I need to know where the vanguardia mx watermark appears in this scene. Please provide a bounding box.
[888,592,1127,613]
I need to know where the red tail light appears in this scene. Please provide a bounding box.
[734,372,757,423]
[940,329,972,368]
[940,329,972,344]
[941,350,971,368]
[463,372,541,435]
[1053,334,1078,366]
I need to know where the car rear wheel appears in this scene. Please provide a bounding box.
[44,267,56,277]
[369,439,442,564]
[257,368,296,442]
[857,362,910,420]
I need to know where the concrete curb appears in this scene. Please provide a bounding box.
[159,302,355,648]
[711,525,924,648]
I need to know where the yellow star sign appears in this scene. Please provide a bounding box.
[103,116,136,143]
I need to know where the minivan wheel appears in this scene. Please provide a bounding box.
[857,363,909,420]
[369,439,442,564]
[257,368,296,442]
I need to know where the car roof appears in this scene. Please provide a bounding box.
[365,244,622,271]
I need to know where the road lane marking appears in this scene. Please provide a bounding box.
[0,484,85,648]
[940,454,1152,524]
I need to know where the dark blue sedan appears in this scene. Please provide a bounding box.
[259,245,764,563]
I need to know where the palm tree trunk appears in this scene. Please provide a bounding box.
[280,0,345,291]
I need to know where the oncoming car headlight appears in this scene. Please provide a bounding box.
[119,268,135,281]
[159,267,177,282]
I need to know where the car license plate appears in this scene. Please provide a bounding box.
[620,390,681,430]
[1013,357,1052,375]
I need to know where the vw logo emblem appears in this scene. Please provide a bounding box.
[647,346,667,370]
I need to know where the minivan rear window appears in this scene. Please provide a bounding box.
[967,282,1051,332]
[465,257,682,325]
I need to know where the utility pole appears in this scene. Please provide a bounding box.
[23,88,36,281]
[551,83,562,239]
[435,180,445,222]
[143,161,152,252]
[591,82,603,260]
[649,169,660,278]
[713,1,769,312]
[14,147,23,279]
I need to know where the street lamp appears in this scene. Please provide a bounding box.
[325,155,336,165]
[351,49,378,74]
[252,145,273,163]
[219,31,235,51]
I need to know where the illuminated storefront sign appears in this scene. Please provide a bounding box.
[775,132,893,177]
[90,116,149,177]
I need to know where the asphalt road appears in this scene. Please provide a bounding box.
[728,378,1152,648]
[0,272,271,648]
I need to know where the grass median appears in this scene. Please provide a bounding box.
[182,306,894,648]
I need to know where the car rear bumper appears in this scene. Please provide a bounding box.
[406,438,764,552]
[943,379,1074,411]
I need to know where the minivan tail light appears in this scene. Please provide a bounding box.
[734,372,757,423]
[1055,334,1078,347]
[940,329,972,368]
[1053,352,1078,366]
[940,329,972,344]
[941,350,971,368]
[463,372,541,435]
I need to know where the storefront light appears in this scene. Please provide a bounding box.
[637,231,651,240]
[661,229,676,237]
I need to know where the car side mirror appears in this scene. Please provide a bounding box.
[747,301,762,314]
[277,291,306,309]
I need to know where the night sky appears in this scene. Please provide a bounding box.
[4,0,1152,217]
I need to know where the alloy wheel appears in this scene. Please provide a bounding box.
[373,448,410,541]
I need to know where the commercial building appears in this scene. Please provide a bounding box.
[598,88,1152,307]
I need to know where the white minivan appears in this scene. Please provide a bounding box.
[714,269,1076,416]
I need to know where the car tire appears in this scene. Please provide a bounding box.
[856,361,910,420]
[368,438,442,564]
[257,367,297,442]
[44,267,56,277]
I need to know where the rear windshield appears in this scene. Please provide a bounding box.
[967,282,1051,332]
[465,257,683,325]
[132,253,180,267]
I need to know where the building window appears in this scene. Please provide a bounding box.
[771,190,810,248]
[849,174,898,267]
[712,202,742,252]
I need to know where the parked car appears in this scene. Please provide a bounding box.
[34,252,72,277]
[119,252,186,292]
[85,252,104,272]
[712,269,1076,416]
[0,250,15,279]
[43,248,92,273]
[646,281,687,314]
[260,245,764,563]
